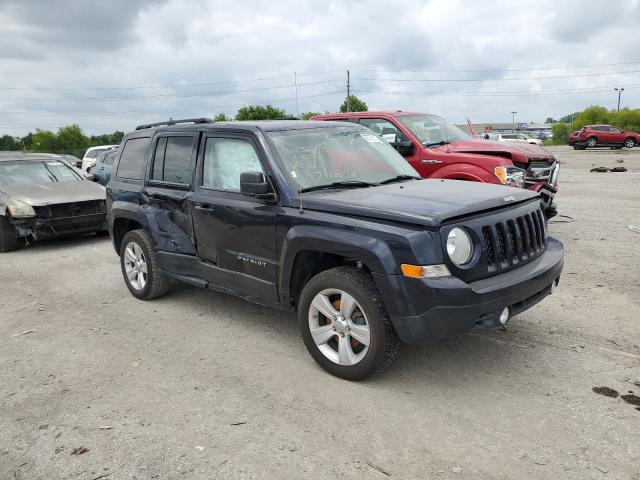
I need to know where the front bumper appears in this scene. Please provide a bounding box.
[10,213,107,240]
[379,237,564,345]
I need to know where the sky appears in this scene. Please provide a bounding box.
[1,0,639,136]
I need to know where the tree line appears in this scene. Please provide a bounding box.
[0,95,368,157]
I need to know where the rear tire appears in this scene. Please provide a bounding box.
[298,266,399,381]
[0,217,20,253]
[120,229,169,300]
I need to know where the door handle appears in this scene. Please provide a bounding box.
[194,204,215,211]
[421,159,443,165]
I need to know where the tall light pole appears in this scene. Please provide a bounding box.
[511,111,517,132]
[614,88,624,111]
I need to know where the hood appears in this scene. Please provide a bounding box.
[302,179,539,227]
[433,139,554,165]
[0,180,105,206]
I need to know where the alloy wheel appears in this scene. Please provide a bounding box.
[124,241,148,290]
[308,288,370,366]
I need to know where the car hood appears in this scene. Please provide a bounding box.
[0,181,106,206]
[302,179,539,227]
[433,139,554,165]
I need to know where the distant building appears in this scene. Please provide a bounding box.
[457,122,553,137]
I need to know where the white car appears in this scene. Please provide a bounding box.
[496,133,543,146]
[81,145,118,172]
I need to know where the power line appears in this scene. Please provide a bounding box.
[0,80,343,102]
[353,83,640,97]
[355,60,640,73]
[359,69,640,83]
[0,69,343,91]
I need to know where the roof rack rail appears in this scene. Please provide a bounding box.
[135,118,214,130]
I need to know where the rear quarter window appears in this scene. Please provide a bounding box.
[116,137,150,180]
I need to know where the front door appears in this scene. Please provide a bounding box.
[190,133,278,296]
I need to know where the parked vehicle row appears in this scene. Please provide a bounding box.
[105,118,564,380]
[569,124,640,150]
[311,112,559,218]
[495,132,544,146]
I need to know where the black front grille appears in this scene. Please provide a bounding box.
[442,200,548,283]
[525,160,558,187]
[482,207,546,271]
[35,200,105,219]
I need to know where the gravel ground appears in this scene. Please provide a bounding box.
[1,145,639,480]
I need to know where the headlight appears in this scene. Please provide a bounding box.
[6,199,36,218]
[494,166,525,188]
[447,227,473,266]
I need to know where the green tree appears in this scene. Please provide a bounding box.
[609,108,640,133]
[544,117,557,124]
[339,95,367,113]
[57,124,89,156]
[31,129,58,152]
[235,105,289,120]
[0,135,17,151]
[572,106,610,130]
[214,113,230,121]
[551,122,570,145]
[300,111,320,120]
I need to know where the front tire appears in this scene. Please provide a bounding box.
[298,267,399,381]
[120,229,169,300]
[624,138,636,148]
[586,137,598,148]
[0,217,20,253]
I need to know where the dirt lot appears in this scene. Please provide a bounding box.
[1,145,639,479]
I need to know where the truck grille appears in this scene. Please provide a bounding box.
[482,207,546,271]
[525,161,558,187]
[34,200,106,219]
[442,200,547,283]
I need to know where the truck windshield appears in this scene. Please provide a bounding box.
[0,160,82,187]
[267,126,420,192]
[397,114,469,146]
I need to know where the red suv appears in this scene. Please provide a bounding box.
[311,111,559,217]
[570,125,640,150]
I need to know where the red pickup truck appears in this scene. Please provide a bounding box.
[311,111,559,217]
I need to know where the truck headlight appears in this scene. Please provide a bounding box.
[6,199,36,218]
[447,227,473,266]
[494,166,525,188]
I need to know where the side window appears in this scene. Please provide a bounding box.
[202,138,264,192]
[104,152,116,165]
[151,136,194,184]
[610,127,621,133]
[115,137,149,180]
[594,126,608,132]
[359,118,401,142]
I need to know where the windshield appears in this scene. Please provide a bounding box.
[0,160,82,187]
[267,126,419,192]
[397,114,469,145]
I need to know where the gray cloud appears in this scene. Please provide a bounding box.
[0,0,639,135]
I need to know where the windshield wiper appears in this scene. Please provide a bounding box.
[42,162,60,182]
[378,174,421,185]
[300,180,377,193]
[424,140,452,147]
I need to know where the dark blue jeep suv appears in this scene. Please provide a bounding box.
[106,118,563,380]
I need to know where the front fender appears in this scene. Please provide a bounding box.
[429,163,501,184]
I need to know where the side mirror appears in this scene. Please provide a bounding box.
[85,173,95,181]
[240,171,275,200]
[391,140,415,156]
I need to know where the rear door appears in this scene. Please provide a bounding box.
[142,132,198,254]
[190,132,278,292]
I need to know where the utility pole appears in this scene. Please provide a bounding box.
[346,69,351,112]
[614,87,624,111]
[294,72,299,119]
[511,111,517,132]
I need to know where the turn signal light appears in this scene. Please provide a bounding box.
[401,264,451,279]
